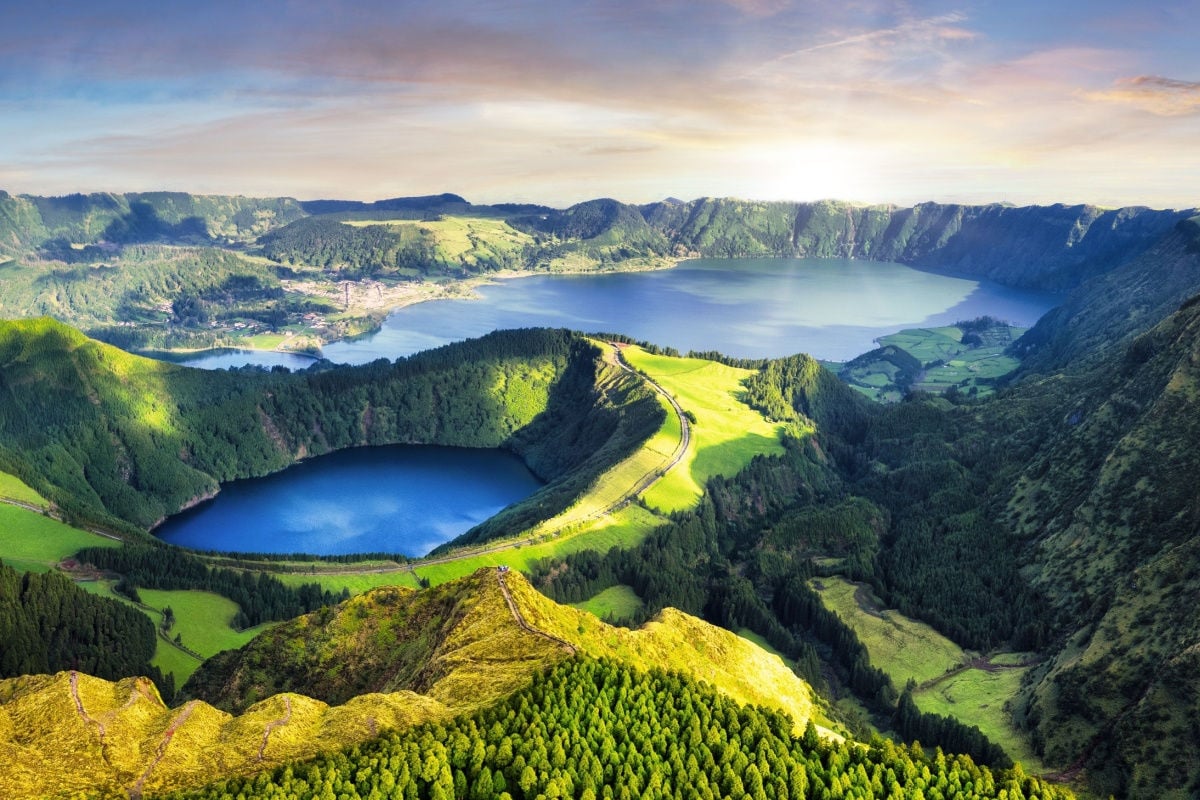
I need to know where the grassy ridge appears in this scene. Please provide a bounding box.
[621,347,786,512]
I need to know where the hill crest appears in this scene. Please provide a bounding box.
[0,568,823,799]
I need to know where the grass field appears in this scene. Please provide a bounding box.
[621,348,785,513]
[917,666,1043,771]
[571,584,645,621]
[812,577,966,686]
[78,579,274,685]
[0,471,47,507]
[0,505,120,573]
[343,215,534,267]
[137,588,274,657]
[813,576,1044,772]
[840,325,1028,401]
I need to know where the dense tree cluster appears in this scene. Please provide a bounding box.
[259,218,450,277]
[74,545,348,628]
[163,658,1069,800]
[0,560,169,693]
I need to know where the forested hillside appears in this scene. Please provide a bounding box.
[165,658,1070,800]
[0,561,168,693]
[0,320,660,539]
[531,218,1200,798]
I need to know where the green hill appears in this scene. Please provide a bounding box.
[0,568,833,799]
[0,319,661,540]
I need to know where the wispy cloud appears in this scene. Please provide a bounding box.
[1086,75,1200,116]
[0,1,1197,208]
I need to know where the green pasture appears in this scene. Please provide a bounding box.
[78,578,274,684]
[916,667,1043,772]
[0,471,47,507]
[621,348,785,513]
[571,584,645,621]
[813,575,1044,772]
[877,328,965,364]
[0,504,120,573]
[137,588,274,657]
[812,577,965,686]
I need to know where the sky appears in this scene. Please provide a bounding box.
[1,0,1197,209]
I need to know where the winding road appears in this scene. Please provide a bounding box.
[8,342,690,578]
[268,343,692,576]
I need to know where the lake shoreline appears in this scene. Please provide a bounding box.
[147,255,683,363]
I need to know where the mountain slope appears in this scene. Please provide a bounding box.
[0,568,824,799]
[0,320,659,540]
[1007,297,1200,799]
[646,197,1191,291]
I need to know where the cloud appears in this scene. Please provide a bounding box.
[1086,75,1200,116]
[719,0,791,17]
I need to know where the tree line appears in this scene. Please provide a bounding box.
[161,657,1069,800]
[74,545,349,629]
[0,560,171,696]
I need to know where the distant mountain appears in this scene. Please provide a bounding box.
[643,197,1192,291]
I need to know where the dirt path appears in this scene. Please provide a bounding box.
[69,670,109,751]
[129,701,197,800]
[496,569,576,655]
[257,695,293,761]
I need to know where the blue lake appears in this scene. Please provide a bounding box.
[162,257,1058,556]
[179,258,1059,370]
[153,445,543,557]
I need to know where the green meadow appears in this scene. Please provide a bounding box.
[621,347,786,513]
[570,584,645,621]
[813,576,1043,771]
[0,471,47,507]
[0,504,120,574]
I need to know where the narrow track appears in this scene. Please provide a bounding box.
[496,569,576,655]
[129,701,197,800]
[257,695,293,761]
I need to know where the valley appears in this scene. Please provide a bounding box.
[1,192,1199,799]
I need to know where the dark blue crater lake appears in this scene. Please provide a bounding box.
[179,258,1059,370]
[154,445,543,557]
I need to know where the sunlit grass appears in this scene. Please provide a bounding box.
[814,575,1045,772]
[813,576,964,686]
[571,584,645,621]
[0,505,120,573]
[622,347,785,513]
[915,667,1044,772]
[136,588,275,657]
[416,504,663,586]
[0,470,46,507]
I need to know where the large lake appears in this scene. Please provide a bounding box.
[179,258,1058,370]
[163,257,1058,556]
[154,445,542,557]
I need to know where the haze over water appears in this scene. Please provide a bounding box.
[181,258,1058,371]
